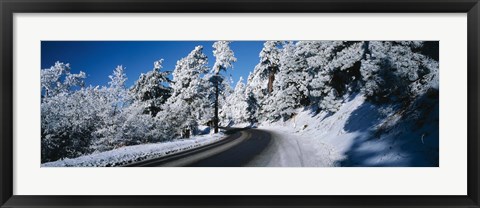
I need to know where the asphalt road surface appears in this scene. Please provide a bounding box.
[125,128,272,167]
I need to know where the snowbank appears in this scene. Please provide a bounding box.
[251,94,438,167]
[42,133,225,167]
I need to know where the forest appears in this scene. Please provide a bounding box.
[41,41,439,165]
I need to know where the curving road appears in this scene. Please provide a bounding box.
[125,128,272,167]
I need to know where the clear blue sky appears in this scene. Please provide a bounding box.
[41,41,265,87]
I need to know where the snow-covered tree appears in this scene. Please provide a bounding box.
[164,45,209,138]
[212,41,237,74]
[91,64,175,151]
[246,41,367,117]
[309,71,335,112]
[259,41,282,94]
[360,41,439,103]
[108,65,128,114]
[263,42,311,120]
[118,101,172,145]
[221,77,249,125]
[299,41,364,112]
[41,61,86,98]
[91,66,132,151]
[41,86,105,162]
[130,59,171,117]
[41,62,91,162]
[242,41,282,121]
[244,69,267,121]
[211,41,237,133]
[244,88,259,124]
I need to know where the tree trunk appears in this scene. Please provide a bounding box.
[267,66,277,94]
[214,75,219,133]
[362,41,370,60]
[183,129,190,138]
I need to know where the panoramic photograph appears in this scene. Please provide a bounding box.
[40,41,439,167]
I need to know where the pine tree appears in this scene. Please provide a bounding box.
[92,65,131,151]
[300,41,364,112]
[130,59,172,117]
[259,41,282,94]
[221,77,248,125]
[265,42,311,120]
[108,65,129,115]
[243,41,284,122]
[211,41,237,133]
[244,88,259,124]
[244,69,267,121]
[360,41,439,104]
[164,45,209,138]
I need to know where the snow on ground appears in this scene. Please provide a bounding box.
[246,126,340,167]
[246,95,366,167]
[249,94,439,167]
[42,132,225,167]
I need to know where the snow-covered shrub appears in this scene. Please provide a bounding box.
[319,90,342,113]
[41,62,91,162]
[41,87,102,162]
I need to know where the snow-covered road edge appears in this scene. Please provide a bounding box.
[244,95,367,167]
[42,133,226,167]
[246,127,341,167]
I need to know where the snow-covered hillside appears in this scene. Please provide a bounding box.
[248,93,439,167]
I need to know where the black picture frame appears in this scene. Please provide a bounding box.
[1,0,479,207]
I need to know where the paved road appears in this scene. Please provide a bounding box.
[125,128,271,167]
